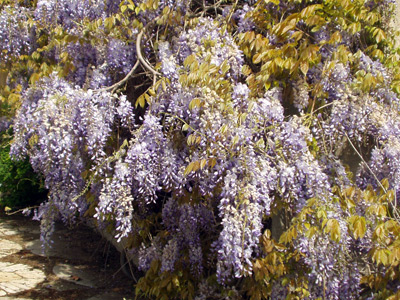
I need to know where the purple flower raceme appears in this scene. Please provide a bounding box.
[11,74,128,243]
[231,4,255,33]
[62,36,137,89]
[0,5,32,64]
[105,37,138,76]
[34,0,109,27]
[132,17,336,284]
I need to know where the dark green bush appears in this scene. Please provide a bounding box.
[0,128,46,210]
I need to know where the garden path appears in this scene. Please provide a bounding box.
[0,213,134,300]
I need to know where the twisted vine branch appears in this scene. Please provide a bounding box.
[96,23,161,93]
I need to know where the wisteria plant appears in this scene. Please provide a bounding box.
[3,0,400,298]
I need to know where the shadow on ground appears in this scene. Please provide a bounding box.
[0,212,135,300]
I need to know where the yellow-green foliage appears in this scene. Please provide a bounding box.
[243,180,400,299]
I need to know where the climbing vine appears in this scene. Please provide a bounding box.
[2,0,400,298]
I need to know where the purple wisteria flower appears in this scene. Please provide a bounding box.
[0,6,32,64]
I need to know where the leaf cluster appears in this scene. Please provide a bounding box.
[0,129,46,209]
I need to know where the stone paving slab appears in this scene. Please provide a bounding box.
[0,239,22,259]
[26,237,93,262]
[14,224,40,236]
[0,262,45,296]
[0,224,20,236]
[53,263,102,288]
[0,214,135,299]
[0,221,40,237]
[44,279,85,292]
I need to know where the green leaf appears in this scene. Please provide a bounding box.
[184,54,196,68]
[353,216,366,239]
[144,93,151,104]
[372,248,390,266]
[300,4,323,19]
[220,60,230,74]
[182,123,189,131]
[374,28,386,43]
[381,178,390,191]
[189,98,201,110]
[135,94,145,107]
[184,163,193,176]
[300,61,309,75]
[324,219,341,242]
[265,0,280,4]
[200,159,207,170]
[29,73,41,84]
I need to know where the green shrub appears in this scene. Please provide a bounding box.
[0,129,46,210]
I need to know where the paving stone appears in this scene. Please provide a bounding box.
[0,220,40,235]
[0,214,133,299]
[53,263,101,288]
[45,280,85,292]
[0,223,20,236]
[0,262,45,296]
[0,239,22,259]
[24,239,47,256]
[14,225,40,236]
[25,236,92,261]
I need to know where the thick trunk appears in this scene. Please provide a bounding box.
[0,69,8,88]
[271,210,287,242]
